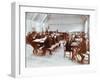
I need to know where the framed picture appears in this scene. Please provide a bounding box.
[11,2,96,78]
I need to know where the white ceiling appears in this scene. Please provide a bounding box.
[26,13,88,24]
[26,12,89,32]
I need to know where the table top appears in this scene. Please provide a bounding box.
[33,37,47,43]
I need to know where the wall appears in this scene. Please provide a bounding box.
[0,0,100,80]
[48,24,84,32]
[48,14,83,32]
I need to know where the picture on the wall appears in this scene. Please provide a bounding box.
[25,12,90,67]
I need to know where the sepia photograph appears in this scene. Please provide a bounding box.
[25,12,90,67]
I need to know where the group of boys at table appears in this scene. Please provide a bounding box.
[26,31,89,64]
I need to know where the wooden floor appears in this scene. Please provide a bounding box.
[26,43,79,67]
